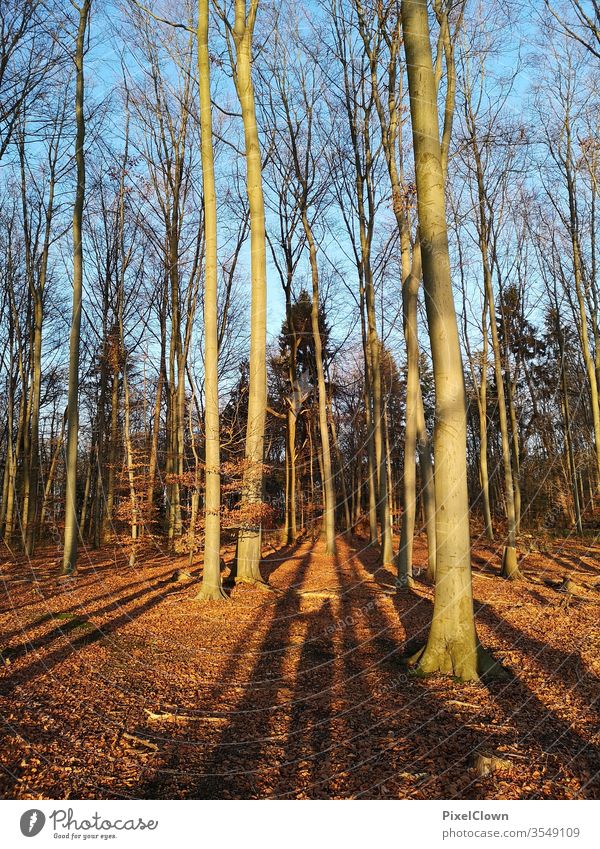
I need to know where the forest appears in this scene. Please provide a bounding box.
[0,0,599,801]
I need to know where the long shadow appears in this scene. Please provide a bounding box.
[353,540,600,798]
[345,533,397,586]
[350,538,432,651]
[0,577,192,799]
[471,551,501,575]
[272,545,407,798]
[550,552,600,578]
[0,566,178,644]
[478,600,599,695]
[260,540,305,582]
[0,544,176,610]
[132,547,316,799]
[0,573,186,696]
[476,602,600,769]
[268,599,336,797]
[325,550,402,797]
[1,566,178,647]
[351,585,495,797]
[268,541,404,798]
[292,545,498,799]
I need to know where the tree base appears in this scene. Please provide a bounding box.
[195,585,229,602]
[500,545,523,580]
[234,528,263,583]
[403,641,511,682]
[395,574,415,591]
[234,576,275,593]
[381,540,394,568]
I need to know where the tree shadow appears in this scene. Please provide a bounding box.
[0,572,187,696]
[267,599,336,797]
[131,547,316,798]
[0,566,178,644]
[549,551,600,578]
[476,600,600,728]
[260,540,306,582]
[353,540,600,797]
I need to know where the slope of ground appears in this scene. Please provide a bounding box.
[0,530,599,799]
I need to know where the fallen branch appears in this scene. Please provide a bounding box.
[121,732,158,751]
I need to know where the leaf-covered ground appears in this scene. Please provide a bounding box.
[1,530,599,799]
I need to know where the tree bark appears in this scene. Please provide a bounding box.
[62,0,90,575]
[402,0,478,680]
[196,0,226,600]
[232,1,267,583]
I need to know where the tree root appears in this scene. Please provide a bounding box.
[500,545,524,580]
[194,585,229,602]
[234,576,277,593]
[401,641,511,683]
[395,575,415,591]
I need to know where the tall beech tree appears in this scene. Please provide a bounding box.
[266,17,337,555]
[401,0,478,680]
[196,0,227,600]
[62,0,91,576]
[218,0,268,583]
[462,74,522,580]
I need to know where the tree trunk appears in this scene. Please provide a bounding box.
[478,302,494,540]
[40,410,67,527]
[233,1,267,583]
[104,367,119,542]
[359,283,379,544]
[330,394,351,532]
[467,111,520,579]
[416,384,437,581]
[196,0,226,600]
[285,405,297,543]
[402,0,478,680]
[566,127,600,491]
[505,366,521,534]
[62,0,90,575]
[397,254,420,587]
[303,215,336,555]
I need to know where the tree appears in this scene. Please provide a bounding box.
[462,76,522,580]
[217,0,268,583]
[267,19,337,554]
[196,0,227,600]
[62,0,91,576]
[545,0,600,59]
[328,0,393,564]
[401,0,478,680]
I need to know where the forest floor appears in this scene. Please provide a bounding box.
[0,527,599,800]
